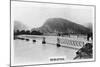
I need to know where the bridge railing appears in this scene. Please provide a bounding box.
[58,37,92,49]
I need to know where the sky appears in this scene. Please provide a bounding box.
[11,1,94,29]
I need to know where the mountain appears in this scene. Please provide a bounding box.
[14,20,28,32]
[36,18,91,34]
[83,23,93,32]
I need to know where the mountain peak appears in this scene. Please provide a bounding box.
[14,20,28,32]
[38,18,91,34]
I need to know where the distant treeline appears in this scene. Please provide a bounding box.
[56,32,92,36]
[14,30,43,36]
[14,29,93,37]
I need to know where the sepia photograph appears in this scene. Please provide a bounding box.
[11,0,96,66]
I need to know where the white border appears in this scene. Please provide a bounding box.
[10,0,96,66]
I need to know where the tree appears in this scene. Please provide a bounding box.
[26,30,31,35]
[31,30,43,35]
[20,30,26,34]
